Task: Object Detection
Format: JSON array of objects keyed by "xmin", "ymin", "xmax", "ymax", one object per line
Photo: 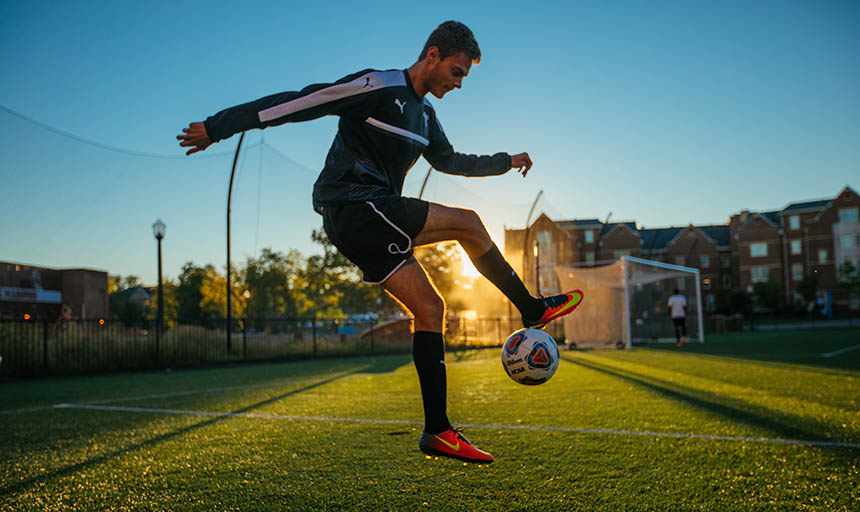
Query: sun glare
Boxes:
[{"xmin": 455, "ymin": 245, "xmax": 482, "ymax": 279}]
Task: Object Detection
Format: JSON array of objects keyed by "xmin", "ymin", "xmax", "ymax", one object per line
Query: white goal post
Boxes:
[{"xmin": 555, "ymin": 256, "xmax": 704, "ymax": 349}]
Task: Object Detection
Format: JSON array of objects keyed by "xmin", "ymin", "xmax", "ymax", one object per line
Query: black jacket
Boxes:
[{"xmin": 203, "ymin": 68, "xmax": 512, "ymax": 212}]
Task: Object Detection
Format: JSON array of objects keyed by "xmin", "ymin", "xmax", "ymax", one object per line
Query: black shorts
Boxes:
[
  {"xmin": 672, "ymin": 317, "xmax": 686, "ymax": 327},
  {"xmin": 321, "ymin": 197, "xmax": 429, "ymax": 284}
]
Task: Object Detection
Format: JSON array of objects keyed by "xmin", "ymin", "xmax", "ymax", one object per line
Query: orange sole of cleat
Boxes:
[{"xmin": 420, "ymin": 446, "xmax": 494, "ymax": 463}]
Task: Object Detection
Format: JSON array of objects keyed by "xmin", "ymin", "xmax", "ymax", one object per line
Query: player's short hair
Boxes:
[
  {"xmin": 673, "ymin": 288, "xmax": 680, "ymax": 295},
  {"xmin": 419, "ymin": 21, "xmax": 481, "ymax": 64}
]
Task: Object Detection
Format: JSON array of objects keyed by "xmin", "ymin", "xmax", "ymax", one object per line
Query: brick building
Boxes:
[
  {"xmin": 505, "ymin": 185, "xmax": 860, "ymax": 314},
  {"xmin": 0, "ymin": 261, "xmax": 109, "ymax": 320}
]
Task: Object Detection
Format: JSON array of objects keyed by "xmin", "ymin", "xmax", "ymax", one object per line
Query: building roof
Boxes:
[
  {"xmin": 781, "ymin": 199, "xmax": 830, "ymax": 214},
  {"xmin": 698, "ymin": 225, "xmax": 731, "ymax": 247},
  {"xmin": 556, "ymin": 219, "xmax": 603, "ymax": 229},
  {"xmin": 639, "ymin": 228, "xmax": 684, "ymax": 251}
]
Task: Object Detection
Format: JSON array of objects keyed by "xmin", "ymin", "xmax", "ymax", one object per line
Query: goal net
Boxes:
[{"xmin": 555, "ymin": 256, "xmax": 704, "ymax": 349}]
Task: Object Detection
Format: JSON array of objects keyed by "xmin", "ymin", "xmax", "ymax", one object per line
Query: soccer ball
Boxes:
[{"xmin": 501, "ymin": 328, "xmax": 559, "ymax": 385}]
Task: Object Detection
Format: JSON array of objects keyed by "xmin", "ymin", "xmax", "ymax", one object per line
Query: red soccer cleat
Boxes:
[
  {"xmin": 419, "ymin": 428, "xmax": 494, "ymax": 463},
  {"xmin": 524, "ymin": 289, "xmax": 584, "ymax": 329}
]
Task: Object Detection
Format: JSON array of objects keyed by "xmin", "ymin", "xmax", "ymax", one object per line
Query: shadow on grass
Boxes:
[
  {"xmin": 0, "ymin": 364, "xmax": 378, "ymax": 496},
  {"xmin": 561, "ymin": 355, "xmax": 859, "ymax": 457},
  {"xmin": 355, "ymin": 353, "xmax": 413, "ymax": 374},
  {"xmin": 641, "ymin": 328, "xmax": 860, "ymax": 371}
]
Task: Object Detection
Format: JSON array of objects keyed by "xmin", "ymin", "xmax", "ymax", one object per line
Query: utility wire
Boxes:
[
  {"xmin": 262, "ymin": 141, "xmax": 319, "ymax": 176},
  {"xmin": 0, "ymin": 103, "xmax": 245, "ymax": 160}
]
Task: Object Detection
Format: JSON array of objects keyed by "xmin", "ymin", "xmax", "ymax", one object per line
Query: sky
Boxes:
[{"xmin": 1, "ymin": 0, "xmax": 858, "ymax": 285}]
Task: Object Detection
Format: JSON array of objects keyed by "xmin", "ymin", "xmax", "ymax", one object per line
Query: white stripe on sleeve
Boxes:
[
  {"xmin": 258, "ymin": 70, "xmax": 406, "ymax": 123},
  {"xmin": 365, "ymin": 117, "xmax": 429, "ymax": 146}
]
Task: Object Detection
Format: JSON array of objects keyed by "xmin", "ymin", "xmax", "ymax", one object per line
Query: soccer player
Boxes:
[
  {"xmin": 668, "ymin": 288, "xmax": 687, "ymax": 346},
  {"xmin": 178, "ymin": 21, "xmax": 583, "ymax": 463}
]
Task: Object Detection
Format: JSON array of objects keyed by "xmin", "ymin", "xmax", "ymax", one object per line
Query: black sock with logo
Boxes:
[
  {"xmin": 412, "ymin": 331, "xmax": 450, "ymax": 434},
  {"xmin": 473, "ymin": 244, "xmax": 543, "ymax": 319}
]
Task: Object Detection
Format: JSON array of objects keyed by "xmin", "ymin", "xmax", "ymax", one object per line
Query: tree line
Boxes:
[{"xmin": 109, "ymin": 230, "xmax": 470, "ymax": 326}]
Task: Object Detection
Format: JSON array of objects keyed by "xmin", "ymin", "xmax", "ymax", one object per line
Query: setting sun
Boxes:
[{"xmin": 454, "ymin": 245, "xmax": 481, "ymax": 279}]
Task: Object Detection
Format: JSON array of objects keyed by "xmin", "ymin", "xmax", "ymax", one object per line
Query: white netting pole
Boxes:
[
  {"xmin": 695, "ymin": 268, "xmax": 704, "ymax": 343},
  {"xmin": 622, "ymin": 257, "xmax": 632, "ymax": 349}
]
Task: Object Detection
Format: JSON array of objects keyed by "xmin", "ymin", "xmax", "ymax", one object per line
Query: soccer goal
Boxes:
[{"xmin": 555, "ymin": 256, "xmax": 704, "ymax": 349}]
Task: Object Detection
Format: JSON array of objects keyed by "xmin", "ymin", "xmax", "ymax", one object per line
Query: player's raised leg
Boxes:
[
  {"xmin": 383, "ymin": 258, "xmax": 494, "ymax": 463},
  {"xmin": 414, "ymin": 203, "xmax": 583, "ymax": 328}
]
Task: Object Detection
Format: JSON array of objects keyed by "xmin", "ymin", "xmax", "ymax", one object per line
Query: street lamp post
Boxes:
[
  {"xmin": 534, "ymin": 241, "xmax": 540, "ymax": 296},
  {"xmin": 152, "ymin": 219, "xmax": 166, "ymax": 364}
]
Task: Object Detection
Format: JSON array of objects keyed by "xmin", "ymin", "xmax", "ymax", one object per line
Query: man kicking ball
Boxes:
[{"xmin": 178, "ymin": 21, "xmax": 583, "ymax": 463}]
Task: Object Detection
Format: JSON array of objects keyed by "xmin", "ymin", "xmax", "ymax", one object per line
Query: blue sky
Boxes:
[{"xmin": 1, "ymin": 0, "xmax": 858, "ymax": 285}]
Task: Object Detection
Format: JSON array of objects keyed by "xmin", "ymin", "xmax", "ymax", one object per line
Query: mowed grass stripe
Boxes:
[
  {"xmin": 572, "ymin": 352, "xmax": 857, "ymax": 420},
  {"xmin": 563, "ymin": 353, "xmax": 859, "ymax": 441},
  {"xmin": 54, "ymin": 403, "xmax": 860, "ymax": 449}
]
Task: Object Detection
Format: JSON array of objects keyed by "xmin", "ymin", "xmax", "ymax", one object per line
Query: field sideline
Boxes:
[{"xmin": 1, "ymin": 329, "xmax": 858, "ymax": 511}]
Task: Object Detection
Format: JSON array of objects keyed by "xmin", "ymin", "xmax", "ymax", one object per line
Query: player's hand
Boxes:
[
  {"xmin": 177, "ymin": 122, "xmax": 212, "ymax": 155},
  {"xmin": 510, "ymin": 152, "xmax": 533, "ymax": 177}
]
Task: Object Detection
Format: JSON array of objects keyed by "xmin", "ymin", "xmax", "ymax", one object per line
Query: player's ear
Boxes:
[{"xmin": 426, "ymin": 46, "xmax": 440, "ymax": 65}]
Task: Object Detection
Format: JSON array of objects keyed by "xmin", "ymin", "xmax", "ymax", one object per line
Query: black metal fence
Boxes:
[{"xmin": 0, "ymin": 316, "xmax": 535, "ymax": 379}]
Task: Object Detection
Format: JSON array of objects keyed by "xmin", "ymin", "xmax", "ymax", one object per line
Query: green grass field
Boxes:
[{"xmin": 2, "ymin": 328, "xmax": 858, "ymax": 511}]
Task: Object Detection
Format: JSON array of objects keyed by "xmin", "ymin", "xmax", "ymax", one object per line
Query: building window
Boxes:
[
  {"xmin": 751, "ymin": 266, "xmax": 769, "ymax": 283},
  {"xmin": 700, "ymin": 255, "xmax": 710, "ymax": 268},
  {"xmin": 676, "ymin": 277, "xmax": 686, "ymax": 291},
  {"xmin": 613, "ymin": 250, "xmax": 631, "ymax": 259},
  {"xmin": 850, "ymin": 294, "xmax": 860, "ymax": 311},
  {"xmin": 721, "ymin": 257, "xmax": 730, "ymax": 269},
  {"xmin": 750, "ymin": 242, "xmax": 768, "ymax": 257},
  {"xmin": 584, "ymin": 230, "xmax": 594, "ymax": 243},
  {"xmin": 839, "ymin": 207, "xmax": 859, "ymax": 224},
  {"xmin": 841, "ymin": 234, "xmax": 855, "ymax": 249},
  {"xmin": 675, "ymin": 256, "xmax": 685, "ymax": 266},
  {"xmin": 721, "ymin": 274, "xmax": 732, "ymax": 288},
  {"xmin": 585, "ymin": 253, "xmax": 595, "ymax": 263},
  {"xmin": 789, "ymin": 215, "xmax": 799, "ymax": 230},
  {"xmin": 789, "ymin": 240, "xmax": 801, "ymax": 255},
  {"xmin": 792, "ymin": 263, "xmax": 803, "ymax": 281},
  {"xmin": 818, "ymin": 249, "xmax": 827, "ymax": 264}
]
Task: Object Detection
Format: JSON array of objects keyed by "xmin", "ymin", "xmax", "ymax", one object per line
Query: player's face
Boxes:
[{"xmin": 428, "ymin": 51, "xmax": 471, "ymax": 99}]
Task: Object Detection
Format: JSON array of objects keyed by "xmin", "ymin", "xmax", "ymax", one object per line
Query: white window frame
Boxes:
[
  {"xmin": 750, "ymin": 242, "xmax": 768, "ymax": 258},
  {"xmin": 790, "ymin": 240, "xmax": 801, "ymax": 255},
  {"xmin": 838, "ymin": 207, "xmax": 859, "ymax": 224},
  {"xmin": 751, "ymin": 266, "xmax": 769, "ymax": 283},
  {"xmin": 841, "ymin": 234, "xmax": 855, "ymax": 249},
  {"xmin": 584, "ymin": 230, "xmax": 594, "ymax": 243},
  {"xmin": 789, "ymin": 215, "xmax": 800, "ymax": 230},
  {"xmin": 791, "ymin": 263, "xmax": 803, "ymax": 281}
]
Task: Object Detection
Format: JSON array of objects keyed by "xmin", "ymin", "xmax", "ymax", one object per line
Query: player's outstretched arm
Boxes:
[
  {"xmin": 510, "ymin": 152, "xmax": 533, "ymax": 177},
  {"xmin": 177, "ymin": 122, "xmax": 212, "ymax": 155}
]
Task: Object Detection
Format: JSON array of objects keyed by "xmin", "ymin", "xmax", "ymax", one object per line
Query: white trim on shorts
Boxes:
[{"xmin": 362, "ymin": 201, "xmax": 415, "ymax": 285}]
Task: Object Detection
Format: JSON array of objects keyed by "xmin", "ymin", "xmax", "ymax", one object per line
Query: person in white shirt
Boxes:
[{"xmin": 667, "ymin": 288, "xmax": 687, "ymax": 346}]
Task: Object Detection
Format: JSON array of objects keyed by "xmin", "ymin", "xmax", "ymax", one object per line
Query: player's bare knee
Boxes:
[{"xmin": 414, "ymin": 293, "xmax": 446, "ymax": 325}]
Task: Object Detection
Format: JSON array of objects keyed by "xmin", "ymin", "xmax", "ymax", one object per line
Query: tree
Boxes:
[
  {"xmin": 752, "ymin": 281, "xmax": 781, "ymax": 311},
  {"xmin": 243, "ymin": 248, "xmax": 304, "ymax": 318},
  {"xmin": 836, "ymin": 260, "xmax": 860, "ymax": 293},
  {"xmin": 108, "ymin": 274, "xmax": 149, "ymax": 326},
  {"xmin": 795, "ymin": 274, "xmax": 818, "ymax": 304},
  {"xmin": 413, "ymin": 242, "xmax": 468, "ymax": 311},
  {"xmin": 176, "ymin": 262, "xmax": 232, "ymax": 324}
]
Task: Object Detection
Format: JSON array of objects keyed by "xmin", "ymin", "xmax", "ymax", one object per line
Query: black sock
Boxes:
[
  {"xmin": 412, "ymin": 331, "xmax": 450, "ymax": 434},
  {"xmin": 473, "ymin": 244, "xmax": 542, "ymax": 319}
]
